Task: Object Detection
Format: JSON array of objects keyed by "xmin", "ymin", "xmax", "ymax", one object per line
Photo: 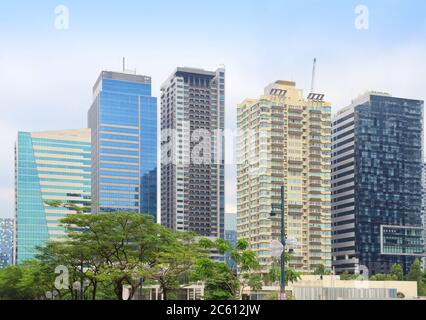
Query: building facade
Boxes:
[
  {"xmin": 225, "ymin": 213, "xmax": 237, "ymax": 271},
  {"xmin": 423, "ymin": 163, "xmax": 426, "ymax": 270},
  {"xmin": 160, "ymin": 67, "xmax": 225, "ymax": 238},
  {"xmin": 331, "ymin": 92, "xmax": 424, "ymax": 275},
  {"xmin": 14, "ymin": 129, "xmax": 91, "ymax": 264},
  {"xmin": 0, "ymin": 218, "xmax": 14, "ymax": 268},
  {"xmin": 237, "ymin": 81, "xmax": 332, "ymax": 273},
  {"xmin": 88, "ymin": 71, "xmax": 157, "ymax": 217}
]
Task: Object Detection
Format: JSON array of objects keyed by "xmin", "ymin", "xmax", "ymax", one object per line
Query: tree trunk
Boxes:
[
  {"xmin": 114, "ymin": 280, "xmax": 123, "ymax": 300},
  {"xmin": 92, "ymin": 282, "xmax": 97, "ymax": 300}
]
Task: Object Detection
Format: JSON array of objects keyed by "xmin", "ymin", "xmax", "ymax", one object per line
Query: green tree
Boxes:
[
  {"xmin": 285, "ymin": 269, "xmax": 302, "ymax": 284},
  {"xmin": 314, "ymin": 264, "xmax": 326, "ymax": 277},
  {"xmin": 407, "ymin": 259, "xmax": 422, "ymax": 282},
  {"xmin": 390, "ymin": 264, "xmax": 404, "ymax": 281},
  {"xmin": 192, "ymin": 258, "xmax": 236, "ymax": 300},
  {"xmin": 265, "ymin": 254, "xmax": 301, "ymax": 286},
  {"xmin": 16, "ymin": 260, "xmax": 57, "ymax": 300},
  {"xmin": 340, "ymin": 271, "xmax": 351, "ymax": 280},
  {"xmin": 147, "ymin": 233, "xmax": 202, "ymax": 300},
  {"xmin": 265, "ymin": 260, "xmax": 280, "ymax": 285},
  {"xmin": 60, "ymin": 212, "xmax": 181, "ymax": 300},
  {"xmin": 192, "ymin": 238, "xmax": 261, "ymax": 300},
  {"xmin": 37, "ymin": 240, "xmax": 105, "ymax": 300},
  {"xmin": 0, "ymin": 261, "xmax": 56, "ymax": 300},
  {"xmin": 0, "ymin": 210, "xmax": 210, "ymax": 301},
  {"xmin": 421, "ymin": 270, "xmax": 426, "ymax": 297},
  {"xmin": 0, "ymin": 266, "xmax": 25, "ymax": 300},
  {"xmin": 407, "ymin": 258, "xmax": 424, "ymax": 296}
]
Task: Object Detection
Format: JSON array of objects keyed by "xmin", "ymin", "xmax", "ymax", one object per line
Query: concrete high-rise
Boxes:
[
  {"xmin": 331, "ymin": 92, "xmax": 424, "ymax": 275},
  {"xmin": 160, "ymin": 67, "xmax": 225, "ymax": 238},
  {"xmin": 88, "ymin": 71, "xmax": 157, "ymax": 217},
  {"xmin": 237, "ymin": 81, "xmax": 332, "ymax": 273},
  {"xmin": 14, "ymin": 129, "xmax": 91, "ymax": 263}
]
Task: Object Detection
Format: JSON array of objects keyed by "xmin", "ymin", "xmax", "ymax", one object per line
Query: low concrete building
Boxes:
[
  {"xmin": 243, "ymin": 275, "xmax": 418, "ymax": 300},
  {"xmin": 124, "ymin": 283, "xmax": 205, "ymax": 301},
  {"xmin": 125, "ymin": 276, "xmax": 418, "ymax": 300}
]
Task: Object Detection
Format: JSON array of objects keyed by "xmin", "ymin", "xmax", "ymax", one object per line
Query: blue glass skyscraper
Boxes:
[
  {"xmin": 88, "ymin": 71, "xmax": 157, "ymax": 218},
  {"xmin": 332, "ymin": 92, "xmax": 424, "ymax": 275}
]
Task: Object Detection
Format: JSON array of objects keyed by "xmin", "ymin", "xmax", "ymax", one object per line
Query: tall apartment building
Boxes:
[
  {"xmin": 0, "ymin": 218, "xmax": 14, "ymax": 268},
  {"xmin": 331, "ymin": 92, "xmax": 424, "ymax": 275},
  {"xmin": 161, "ymin": 67, "xmax": 225, "ymax": 238},
  {"xmin": 14, "ymin": 129, "xmax": 91, "ymax": 263},
  {"xmin": 88, "ymin": 71, "xmax": 157, "ymax": 217},
  {"xmin": 237, "ymin": 81, "xmax": 332, "ymax": 273}
]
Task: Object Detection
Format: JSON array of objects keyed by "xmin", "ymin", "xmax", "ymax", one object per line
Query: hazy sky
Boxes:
[{"xmin": 1, "ymin": 0, "xmax": 426, "ymax": 218}]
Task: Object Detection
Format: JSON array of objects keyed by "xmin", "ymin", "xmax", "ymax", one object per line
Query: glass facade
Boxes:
[
  {"xmin": 88, "ymin": 71, "xmax": 157, "ymax": 218},
  {"xmin": 0, "ymin": 218, "xmax": 14, "ymax": 268},
  {"xmin": 381, "ymin": 226, "xmax": 424, "ymax": 256},
  {"xmin": 355, "ymin": 95, "xmax": 424, "ymax": 273},
  {"xmin": 423, "ymin": 163, "xmax": 426, "ymax": 270},
  {"xmin": 332, "ymin": 93, "xmax": 424, "ymax": 274},
  {"xmin": 225, "ymin": 213, "xmax": 237, "ymax": 271},
  {"xmin": 15, "ymin": 129, "xmax": 91, "ymax": 264}
]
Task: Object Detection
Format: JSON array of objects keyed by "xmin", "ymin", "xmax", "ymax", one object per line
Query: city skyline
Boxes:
[{"xmin": 2, "ymin": 1, "xmax": 426, "ymax": 218}]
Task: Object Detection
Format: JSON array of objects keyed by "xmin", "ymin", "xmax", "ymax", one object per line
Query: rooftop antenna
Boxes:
[
  {"xmin": 122, "ymin": 57, "xmax": 126, "ymax": 72},
  {"xmin": 310, "ymin": 58, "xmax": 317, "ymax": 93}
]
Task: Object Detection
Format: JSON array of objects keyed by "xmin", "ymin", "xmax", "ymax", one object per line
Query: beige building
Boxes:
[
  {"xmin": 236, "ymin": 81, "xmax": 332, "ymax": 273},
  {"xmin": 243, "ymin": 275, "xmax": 418, "ymax": 300}
]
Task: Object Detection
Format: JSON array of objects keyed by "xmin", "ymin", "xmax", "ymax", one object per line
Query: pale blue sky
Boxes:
[{"xmin": 1, "ymin": 0, "xmax": 426, "ymax": 217}]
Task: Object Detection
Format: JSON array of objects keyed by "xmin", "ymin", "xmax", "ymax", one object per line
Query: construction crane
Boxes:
[
  {"xmin": 308, "ymin": 58, "xmax": 324, "ymax": 101},
  {"xmin": 310, "ymin": 58, "xmax": 317, "ymax": 93}
]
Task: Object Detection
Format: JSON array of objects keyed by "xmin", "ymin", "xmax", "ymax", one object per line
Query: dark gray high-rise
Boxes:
[
  {"xmin": 332, "ymin": 92, "xmax": 424, "ymax": 275},
  {"xmin": 161, "ymin": 67, "xmax": 225, "ymax": 238}
]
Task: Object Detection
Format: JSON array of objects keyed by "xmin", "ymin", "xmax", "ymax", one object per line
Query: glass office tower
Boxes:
[
  {"xmin": 88, "ymin": 71, "xmax": 157, "ymax": 217},
  {"xmin": 14, "ymin": 129, "xmax": 91, "ymax": 264},
  {"xmin": 332, "ymin": 92, "xmax": 424, "ymax": 274}
]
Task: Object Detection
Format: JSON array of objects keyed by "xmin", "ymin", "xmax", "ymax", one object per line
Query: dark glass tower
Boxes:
[
  {"xmin": 332, "ymin": 92, "xmax": 424, "ymax": 274},
  {"xmin": 88, "ymin": 71, "xmax": 157, "ymax": 218}
]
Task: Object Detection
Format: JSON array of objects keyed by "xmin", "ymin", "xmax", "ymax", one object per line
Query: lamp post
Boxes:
[{"xmin": 270, "ymin": 186, "xmax": 286, "ymax": 299}]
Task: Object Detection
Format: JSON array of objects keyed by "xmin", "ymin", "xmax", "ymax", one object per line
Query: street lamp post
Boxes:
[{"xmin": 270, "ymin": 186, "xmax": 286, "ymax": 299}]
